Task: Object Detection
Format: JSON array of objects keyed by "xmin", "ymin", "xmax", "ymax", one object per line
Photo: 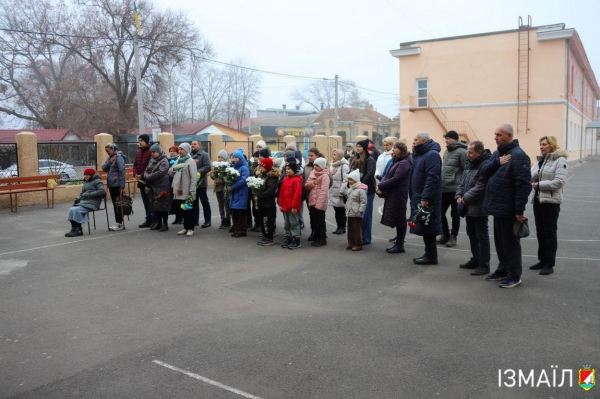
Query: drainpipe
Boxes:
[{"xmin": 565, "ymin": 39, "xmax": 570, "ymax": 152}]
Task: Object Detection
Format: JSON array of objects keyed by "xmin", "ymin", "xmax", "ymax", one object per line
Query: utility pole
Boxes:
[
  {"xmin": 334, "ymin": 75, "xmax": 339, "ymax": 139},
  {"xmin": 134, "ymin": 33, "xmax": 146, "ymax": 141}
]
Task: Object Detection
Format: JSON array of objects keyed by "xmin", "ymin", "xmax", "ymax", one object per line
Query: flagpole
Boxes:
[{"xmin": 133, "ymin": 2, "xmax": 146, "ymax": 140}]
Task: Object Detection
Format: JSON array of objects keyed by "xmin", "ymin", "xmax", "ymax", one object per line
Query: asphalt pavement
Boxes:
[{"xmin": 0, "ymin": 158, "xmax": 599, "ymax": 399}]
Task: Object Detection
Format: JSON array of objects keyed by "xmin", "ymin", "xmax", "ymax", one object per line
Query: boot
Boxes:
[
  {"xmin": 529, "ymin": 261, "xmax": 545, "ymax": 270},
  {"xmin": 281, "ymin": 237, "xmax": 292, "ymax": 248},
  {"xmin": 219, "ymin": 219, "xmax": 226, "ymax": 229},
  {"xmin": 386, "ymin": 244, "xmax": 405, "ymax": 253},
  {"xmin": 139, "ymin": 219, "xmax": 152, "ymax": 228},
  {"xmin": 66, "ymin": 223, "xmax": 83, "ymax": 237},
  {"xmin": 150, "ymin": 223, "xmax": 161, "ymax": 230},
  {"xmin": 337, "ymin": 227, "xmax": 346, "ymax": 235},
  {"xmin": 307, "ymin": 231, "xmax": 314, "ymax": 241},
  {"xmin": 446, "ymin": 235, "xmax": 457, "ymax": 247},
  {"xmin": 332, "ymin": 227, "xmax": 340, "ymax": 234},
  {"xmin": 65, "ymin": 220, "xmax": 76, "ymax": 237},
  {"xmin": 539, "ymin": 266, "xmax": 554, "ymax": 275},
  {"xmin": 436, "ymin": 235, "xmax": 449, "ymax": 245}
]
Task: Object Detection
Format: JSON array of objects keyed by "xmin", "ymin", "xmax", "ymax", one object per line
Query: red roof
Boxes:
[{"xmin": 0, "ymin": 129, "xmax": 79, "ymax": 143}]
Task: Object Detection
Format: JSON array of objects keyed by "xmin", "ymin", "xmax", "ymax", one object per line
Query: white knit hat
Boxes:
[
  {"xmin": 348, "ymin": 169, "xmax": 361, "ymax": 183},
  {"xmin": 313, "ymin": 157, "xmax": 327, "ymax": 169},
  {"xmin": 256, "ymin": 140, "xmax": 266, "ymax": 149}
]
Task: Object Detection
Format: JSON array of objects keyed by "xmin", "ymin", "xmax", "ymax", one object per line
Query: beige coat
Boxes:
[
  {"xmin": 530, "ymin": 150, "xmax": 568, "ymax": 204},
  {"xmin": 169, "ymin": 158, "xmax": 198, "ymax": 200}
]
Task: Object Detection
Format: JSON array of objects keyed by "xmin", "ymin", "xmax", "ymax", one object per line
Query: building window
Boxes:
[
  {"xmin": 416, "ymin": 78, "xmax": 428, "ymax": 107},
  {"xmin": 363, "ymin": 131, "xmax": 369, "ymax": 137}
]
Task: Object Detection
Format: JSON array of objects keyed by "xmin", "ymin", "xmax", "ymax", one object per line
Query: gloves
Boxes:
[
  {"xmin": 73, "ymin": 197, "xmax": 80, "ymax": 205},
  {"xmin": 172, "ymin": 163, "xmax": 185, "ymax": 171},
  {"xmin": 357, "ymin": 212, "xmax": 363, "ymax": 218}
]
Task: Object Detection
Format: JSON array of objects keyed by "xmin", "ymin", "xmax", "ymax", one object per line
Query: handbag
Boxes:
[
  {"xmin": 116, "ymin": 195, "xmax": 133, "ymax": 216},
  {"xmin": 513, "ymin": 218, "xmax": 530, "ymax": 238}
]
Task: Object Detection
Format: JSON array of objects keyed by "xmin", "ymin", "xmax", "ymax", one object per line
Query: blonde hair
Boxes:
[
  {"xmin": 383, "ymin": 137, "xmax": 396, "ymax": 146},
  {"xmin": 540, "ymin": 136, "xmax": 560, "ymax": 152},
  {"xmin": 332, "ymin": 149, "xmax": 344, "ymax": 159}
]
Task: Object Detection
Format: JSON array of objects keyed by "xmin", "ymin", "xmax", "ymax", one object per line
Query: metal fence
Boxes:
[
  {"xmin": 0, "ymin": 143, "xmax": 18, "ymax": 177},
  {"xmin": 37, "ymin": 142, "xmax": 97, "ymax": 182},
  {"xmin": 112, "ymin": 142, "xmax": 139, "ymax": 165},
  {"xmin": 222, "ymin": 141, "xmax": 253, "ymax": 160},
  {"xmin": 174, "ymin": 141, "xmax": 211, "ymax": 159}
]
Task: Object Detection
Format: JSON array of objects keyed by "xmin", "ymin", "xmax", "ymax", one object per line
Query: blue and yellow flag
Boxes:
[{"xmin": 133, "ymin": 1, "xmax": 141, "ymax": 35}]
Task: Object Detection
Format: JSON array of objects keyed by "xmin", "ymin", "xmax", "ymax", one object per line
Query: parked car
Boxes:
[
  {"xmin": 0, "ymin": 160, "xmax": 77, "ymax": 182},
  {"xmin": 272, "ymin": 151, "xmax": 306, "ymax": 168}
]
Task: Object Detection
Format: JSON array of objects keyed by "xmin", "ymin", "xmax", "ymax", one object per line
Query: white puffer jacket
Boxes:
[{"xmin": 530, "ymin": 150, "xmax": 568, "ymax": 204}]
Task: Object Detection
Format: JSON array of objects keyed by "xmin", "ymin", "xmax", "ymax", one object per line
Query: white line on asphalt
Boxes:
[
  {"xmin": 378, "ymin": 205, "xmax": 383, "ymax": 215},
  {"xmin": 0, "ymin": 230, "xmax": 139, "ymax": 257},
  {"xmin": 567, "ymin": 174, "xmax": 575, "ymax": 182},
  {"xmin": 325, "ymin": 220, "xmax": 600, "ymax": 262},
  {"xmin": 560, "ymin": 198, "xmax": 600, "ymax": 204},
  {"xmin": 564, "ymin": 194, "xmax": 600, "ymax": 199},
  {"xmin": 152, "ymin": 360, "xmax": 263, "ymax": 399}
]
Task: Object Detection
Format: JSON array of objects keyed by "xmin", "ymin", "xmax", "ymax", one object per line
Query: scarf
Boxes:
[
  {"xmin": 351, "ymin": 181, "xmax": 361, "ymax": 189},
  {"xmin": 177, "ymin": 154, "xmax": 190, "ymax": 164}
]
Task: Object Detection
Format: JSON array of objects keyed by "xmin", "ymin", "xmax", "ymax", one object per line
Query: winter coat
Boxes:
[
  {"xmin": 531, "ymin": 150, "xmax": 568, "ymax": 205},
  {"xmin": 191, "ymin": 150, "xmax": 211, "ymax": 189},
  {"xmin": 409, "ymin": 139, "xmax": 443, "ymax": 237},
  {"xmin": 442, "ymin": 141, "xmax": 468, "ymax": 193},
  {"xmin": 144, "ymin": 154, "xmax": 171, "ymax": 212},
  {"xmin": 169, "ymin": 157, "xmax": 197, "ymax": 201},
  {"xmin": 76, "ymin": 174, "xmax": 106, "ymax": 211},
  {"xmin": 350, "ymin": 154, "xmax": 376, "ymax": 194},
  {"xmin": 345, "ymin": 183, "xmax": 367, "ymax": 217},
  {"xmin": 101, "ymin": 150, "xmax": 125, "ymax": 189},
  {"xmin": 305, "ymin": 167, "xmax": 331, "ymax": 211},
  {"xmin": 278, "ymin": 174, "xmax": 303, "ymax": 212},
  {"xmin": 481, "ymin": 139, "xmax": 532, "ymax": 218},
  {"xmin": 256, "ymin": 168, "xmax": 281, "ymax": 209},
  {"xmin": 228, "ymin": 157, "xmax": 249, "ymax": 210},
  {"xmin": 455, "ymin": 150, "xmax": 492, "ymax": 217},
  {"xmin": 329, "ymin": 158, "xmax": 349, "ymax": 208},
  {"xmin": 210, "ymin": 174, "xmax": 225, "ymax": 193},
  {"xmin": 133, "ymin": 146, "xmax": 152, "ymax": 189},
  {"xmin": 378, "ymin": 154, "xmax": 413, "ymax": 228},
  {"xmin": 376, "ymin": 149, "xmax": 393, "ymax": 179}
]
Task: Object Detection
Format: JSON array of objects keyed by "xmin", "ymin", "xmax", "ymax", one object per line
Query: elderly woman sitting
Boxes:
[{"xmin": 65, "ymin": 168, "xmax": 106, "ymax": 237}]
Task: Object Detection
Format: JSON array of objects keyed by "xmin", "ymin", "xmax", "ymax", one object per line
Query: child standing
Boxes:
[
  {"xmin": 345, "ymin": 170, "xmax": 367, "ymax": 251},
  {"xmin": 278, "ymin": 161, "xmax": 303, "ymax": 250},
  {"xmin": 255, "ymin": 158, "xmax": 280, "ymax": 246},
  {"xmin": 211, "ymin": 149, "xmax": 231, "ymax": 229},
  {"xmin": 305, "ymin": 157, "xmax": 331, "ymax": 247}
]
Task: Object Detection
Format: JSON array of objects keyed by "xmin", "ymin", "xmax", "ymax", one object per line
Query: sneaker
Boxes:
[
  {"xmin": 110, "ymin": 223, "xmax": 124, "ymax": 231},
  {"xmin": 499, "ymin": 279, "xmax": 522, "ymax": 288},
  {"xmin": 288, "ymin": 237, "xmax": 301, "ymax": 250},
  {"xmin": 470, "ymin": 266, "xmax": 490, "ymax": 276},
  {"xmin": 177, "ymin": 229, "xmax": 188, "ymax": 235},
  {"xmin": 446, "ymin": 235, "xmax": 457, "ymax": 247},
  {"xmin": 459, "ymin": 259, "xmax": 479, "ymax": 269},
  {"xmin": 257, "ymin": 238, "xmax": 270, "ymax": 245},
  {"xmin": 186, "ymin": 230, "xmax": 194, "ymax": 237},
  {"xmin": 260, "ymin": 240, "xmax": 274, "ymax": 246},
  {"xmin": 158, "ymin": 225, "xmax": 169, "ymax": 232},
  {"xmin": 485, "ymin": 271, "xmax": 508, "ymax": 281},
  {"xmin": 281, "ymin": 237, "xmax": 292, "ymax": 248},
  {"xmin": 436, "ymin": 235, "xmax": 449, "ymax": 245}
]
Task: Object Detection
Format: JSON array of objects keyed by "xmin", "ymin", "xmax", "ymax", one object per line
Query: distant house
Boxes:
[
  {"xmin": 390, "ymin": 21, "xmax": 600, "ymax": 159},
  {"xmin": 0, "ymin": 129, "xmax": 82, "ymax": 143},
  {"xmin": 256, "ymin": 105, "xmax": 316, "ymax": 118}
]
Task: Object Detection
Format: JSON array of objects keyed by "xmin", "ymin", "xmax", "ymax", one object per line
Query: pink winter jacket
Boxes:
[{"xmin": 305, "ymin": 167, "xmax": 330, "ymax": 211}]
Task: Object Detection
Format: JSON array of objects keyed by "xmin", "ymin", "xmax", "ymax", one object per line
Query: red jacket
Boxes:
[
  {"xmin": 277, "ymin": 175, "xmax": 303, "ymax": 212},
  {"xmin": 133, "ymin": 146, "xmax": 152, "ymax": 176}
]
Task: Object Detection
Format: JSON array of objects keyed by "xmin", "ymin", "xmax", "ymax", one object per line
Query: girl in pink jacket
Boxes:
[{"xmin": 305, "ymin": 157, "xmax": 330, "ymax": 247}]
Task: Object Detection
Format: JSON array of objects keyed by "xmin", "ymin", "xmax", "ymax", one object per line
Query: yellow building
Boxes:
[{"xmin": 390, "ymin": 21, "xmax": 600, "ymax": 161}]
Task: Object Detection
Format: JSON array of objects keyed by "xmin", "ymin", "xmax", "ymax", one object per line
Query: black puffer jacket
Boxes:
[
  {"xmin": 481, "ymin": 140, "xmax": 532, "ymax": 218},
  {"xmin": 455, "ymin": 149, "xmax": 491, "ymax": 217},
  {"xmin": 350, "ymin": 155, "xmax": 376, "ymax": 195},
  {"xmin": 257, "ymin": 168, "xmax": 281, "ymax": 208}
]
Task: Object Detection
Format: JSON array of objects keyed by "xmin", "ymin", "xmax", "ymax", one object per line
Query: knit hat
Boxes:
[
  {"xmin": 168, "ymin": 145, "xmax": 179, "ymax": 153},
  {"xmin": 232, "ymin": 148, "xmax": 245, "ymax": 160},
  {"xmin": 285, "ymin": 156, "xmax": 297, "ymax": 165},
  {"xmin": 150, "ymin": 143, "xmax": 162, "ymax": 153},
  {"xmin": 284, "ymin": 150, "xmax": 295, "ymax": 158},
  {"xmin": 445, "ymin": 130, "xmax": 459, "ymax": 141},
  {"xmin": 138, "ymin": 134, "xmax": 150, "ymax": 145},
  {"xmin": 313, "ymin": 157, "xmax": 327, "ymax": 169},
  {"xmin": 348, "ymin": 169, "xmax": 361, "ymax": 183},
  {"xmin": 258, "ymin": 148, "xmax": 270, "ymax": 159},
  {"xmin": 356, "ymin": 140, "xmax": 369, "ymax": 151},
  {"xmin": 179, "ymin": 142, "xmax": 191, "ymax": 155},
  {"xmin": 286, "ymin": 161, "xmax": 298, "ymax": 173},
  {"xmin": 260, "ymin": 158, "xmax": 273, "ymax": 171},
  {"xmin": 218, "ymin": 149, "xmax": 229, "ymax": 159},
  {"xmin": 84, "ymin": 168, "xmax": 96, "ymax": 176},
  {"xmin": 285, "ymin": 141, "xmax": 297, "ymax": 151},
  {"xmin": 256, "ymin": 140, "xmax": 266, "ymax": 149},
  {"xmin": 346, "ymin": 142, "xmax": 353, "ymax": 148}
]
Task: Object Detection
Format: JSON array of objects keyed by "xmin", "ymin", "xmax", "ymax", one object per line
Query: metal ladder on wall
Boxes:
[{"xmin": 517, "ymin": 15, "xmax": 532, "ymax": 135}]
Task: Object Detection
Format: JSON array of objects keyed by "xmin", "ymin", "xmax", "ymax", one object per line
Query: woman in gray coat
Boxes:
[
  {"xmin": 169, "ymin": 143, "xmax": 198, "ymax": 237},
  {"xmin": 530, "ymin": 136, "xmax": 568, "ymax": 275},
  {"xmin": 329, "ymin": 149, "xmax": 349, "ymax": 234},
  {"xmin": 65, "ymin": 168, "xmax": 106, "ymax": 237},
  {"xmin": 144, "ymin": 144, "xmax": 172, "ymax": 232}
]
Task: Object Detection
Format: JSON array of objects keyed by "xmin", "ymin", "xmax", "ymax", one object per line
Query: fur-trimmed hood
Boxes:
[
  {"xmin": 265, "ymin": 168, "xmax": 281, "ymax": 179},
  {"xmin": 536, "ymin": 149, "xmax": 568, "ymax": 162}
]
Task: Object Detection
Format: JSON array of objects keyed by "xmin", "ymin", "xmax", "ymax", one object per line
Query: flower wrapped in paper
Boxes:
[{"xmin": 246, "ymin": 176, "xmax": 264, "ymax": 210}]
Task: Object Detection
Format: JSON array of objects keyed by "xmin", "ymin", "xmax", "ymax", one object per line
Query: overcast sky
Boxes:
[{"xmin": 156, "ymin": 0, "xmax": 599, "ymax": 119}]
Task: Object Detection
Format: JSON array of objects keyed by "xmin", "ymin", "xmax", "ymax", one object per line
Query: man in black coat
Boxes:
[
  {"xmin": 480, "ymin": 124, "xmax": 531, "ymax": 288},
  {"xmin": 455, "ymin": 141, "xmax": 492, "ymax": 275}
]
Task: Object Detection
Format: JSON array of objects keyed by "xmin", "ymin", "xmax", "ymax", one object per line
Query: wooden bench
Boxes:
[
  {"xmin": 96, "ymin": 167, "xmax": 138, "ymax": 196},
  {"xmin": 0, "ymin": 174, "xmax": 60, "ymax": 212}
]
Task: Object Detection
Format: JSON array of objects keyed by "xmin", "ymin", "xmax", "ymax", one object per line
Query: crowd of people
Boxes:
[{"xmin": 65, "ymin": 123, "xmax": 569, "ymax": 289}]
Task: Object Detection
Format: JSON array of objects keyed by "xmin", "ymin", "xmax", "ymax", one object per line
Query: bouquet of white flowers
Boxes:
[
  {"xmin": 222, "ymin": 166, "xmax": 240, "ymax": 201},
  {"xmin": 246, "ymin": 176, "xmax": 264, "ymax": 209},
  {"xmin": 211, "ymin": 161, "xmax": 230, "ymax": 181}
]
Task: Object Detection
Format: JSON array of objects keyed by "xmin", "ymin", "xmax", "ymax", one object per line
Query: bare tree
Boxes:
[
  {"xmin": 291, "ymin": 79, "xmax": 369, "ymax": 111},
  {"xmin": 194, "ymin": 64, "xmax": 228, "ymax": 122},
  {"xmin": 220, "ymin": 59, "xmax": 261, "ymax": 128}
]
